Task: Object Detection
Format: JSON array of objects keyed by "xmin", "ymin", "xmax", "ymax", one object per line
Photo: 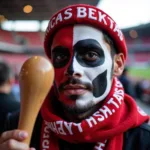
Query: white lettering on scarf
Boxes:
[
  {"xmin": 94, "ymin": 140, "xmax": 107, "ymax": 150},
  {"xmin": 137, "ymin": 106, "xmax": 147, "ymax": 116},
  {"xmin": 46, "ymin": 7, "xmax": 123, "ymax": 41},
  {"xmin": 86, "ymin": 80, "xmax": 124, "ymax": 128},
  {"xmin": 45, "ymin": 121, "xmax": 83, "ymax": 135},
  {"xmin": 42, "ymin": 121, "xmax": 50, "ymax": 150}
]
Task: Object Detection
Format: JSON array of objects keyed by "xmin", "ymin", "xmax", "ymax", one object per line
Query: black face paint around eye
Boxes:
[
  {"xmin": 52, "ymin": 46, "xmax": 70, "ymax": 68},
  {"xmin": 92, "ymin": 70, "xmax": 107, "ymax": 97},
  {"xmin": 74, "ymin": 39, "xmax": 105, "ymax": 67}
]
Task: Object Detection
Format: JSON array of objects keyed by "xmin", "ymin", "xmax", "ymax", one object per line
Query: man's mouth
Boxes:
[{"xmin": 63, "ymin": 84, "xmax": 88, "ymax": 96}]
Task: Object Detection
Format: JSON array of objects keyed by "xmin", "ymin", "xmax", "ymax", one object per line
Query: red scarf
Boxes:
[{"xmin": 40, "ymin": 78, "xmax": 149, "ymax": 150}]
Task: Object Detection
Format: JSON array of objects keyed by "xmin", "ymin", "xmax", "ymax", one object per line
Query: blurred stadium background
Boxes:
[{"xmin": 0, "ymin": 0, "xmax": 150, "ymax": 111}]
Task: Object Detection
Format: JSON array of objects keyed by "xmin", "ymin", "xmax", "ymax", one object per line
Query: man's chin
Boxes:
[
  {"xmin": 57, "ymin": 93, "xmax": 97, "ymax": 119},
  {"xmin": 64, "ymin": 105, "xmax": 97, "ymax": 121},
  {"xmin": 60, "ymin": 100, "xmax": 96, "ymax": 117}
]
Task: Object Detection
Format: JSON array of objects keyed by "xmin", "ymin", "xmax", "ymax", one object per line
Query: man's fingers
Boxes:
[
  {"xmin": 30, "ymin": 148, "xmax": 36, "ymax": 150},
  {"xmin": 0, "ymin": 139, "xmax": 29, "ymax": 150},
  {"xmin": 0, "ymin": 130, "xmax": 28, "ymax": 143}
]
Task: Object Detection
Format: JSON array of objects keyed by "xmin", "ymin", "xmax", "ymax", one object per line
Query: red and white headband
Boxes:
[{"xmin": 44, "ymin": 4, "xmax": 127, "ymax": 60}]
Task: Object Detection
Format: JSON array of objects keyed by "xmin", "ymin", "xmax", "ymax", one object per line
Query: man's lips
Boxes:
[{"xmin": 63, "ymin": 84, "xmax": 88, "ymax": 95}]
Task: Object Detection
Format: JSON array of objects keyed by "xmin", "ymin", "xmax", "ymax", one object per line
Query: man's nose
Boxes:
[{"xmin": 64, "ymin": 60, "xmax": 82, "ymax": 78}]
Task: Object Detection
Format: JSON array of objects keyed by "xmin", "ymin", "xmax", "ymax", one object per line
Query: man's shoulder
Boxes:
[
  {"xmin": 140, "ymin": 122, "xmax": 150, "ymax": 131},
  {"xmin": 123, "ymin": 122, "xmax": 150, "ymax": 150},
  {"xmin": 125, "ymin": 122, "xmax": 150, "ymax": 137}
]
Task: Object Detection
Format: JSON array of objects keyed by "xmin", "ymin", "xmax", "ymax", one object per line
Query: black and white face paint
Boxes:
[{"xmin": 51, "ymin": 25, "xmax": 113, "ymax": 112}]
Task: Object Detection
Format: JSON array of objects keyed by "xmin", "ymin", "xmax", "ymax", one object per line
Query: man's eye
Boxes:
[
  {"xmin": 55, "ymin": 54, "xmax": 68, "ymax": 63},
  {"xmin": 82, "ymin": 51, "xmax": 99, "ymax": 61}
]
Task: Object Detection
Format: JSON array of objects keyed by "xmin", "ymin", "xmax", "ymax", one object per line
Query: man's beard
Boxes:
[
  {"xmin": 56, "ymin": 97, "xmax": 104, "ymax": 122},
  {"xmin": 55, "ymin": 78, "xmax": 95, "ymax": 116},
  {"xmin": 60, "ymin": 99, "xmax": 95, "ymax": 115}
]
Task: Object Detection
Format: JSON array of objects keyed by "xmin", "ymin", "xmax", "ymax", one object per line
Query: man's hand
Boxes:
[{"xmin": 0, "ymin": 130, "xmax": 35, "ymax": 150}]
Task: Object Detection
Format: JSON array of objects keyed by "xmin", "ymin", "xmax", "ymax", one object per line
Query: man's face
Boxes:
[{"xmin": 51, "ymin": 25, "xmax": 113, "ymax": 114}]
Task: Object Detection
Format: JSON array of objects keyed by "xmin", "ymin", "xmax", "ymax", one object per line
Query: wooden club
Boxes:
[{"xmin": 18, "ymin": 56, "xmax": 54, "ymax": 145}]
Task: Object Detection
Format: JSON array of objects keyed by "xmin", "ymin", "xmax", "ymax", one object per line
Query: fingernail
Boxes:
[
  {"xmin": 30, "ymin": 148, "xmax": 36, "ymax": 150},
  {"xmin": 19, "ymin": 131, "xmax": 28, "ymax": 139}
]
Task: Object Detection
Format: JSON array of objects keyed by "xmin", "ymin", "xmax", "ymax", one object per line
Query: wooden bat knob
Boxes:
[{"xmin": 18, "ymin": 56, "xmax": 54, "ymax": 145}]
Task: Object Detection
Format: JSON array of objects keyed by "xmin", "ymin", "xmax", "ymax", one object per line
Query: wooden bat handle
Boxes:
[{"xmin": 18, "ymin": 56, "xmax": 54, "ymax": 145}]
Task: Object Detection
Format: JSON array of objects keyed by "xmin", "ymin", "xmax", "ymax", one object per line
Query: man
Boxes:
[
  {"xmin": 0, "ymin": 4, "xmax": 150, "ymax": 150},
  {"xmin": 0, "ymin": 61, "xmax": 20, "ymax": 133}
]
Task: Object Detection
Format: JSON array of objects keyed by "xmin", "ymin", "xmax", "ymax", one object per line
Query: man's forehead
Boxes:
[{"xmin": 51, "ymin": 25, "xmax": 104, "ymax": 49}]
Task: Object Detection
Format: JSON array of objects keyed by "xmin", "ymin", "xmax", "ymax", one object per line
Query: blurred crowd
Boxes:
[
  {"xmin": 119, "ymin": 67, "xmax": 150, "ymax": 103},
  {"xmin": 0, "ymin": 60, "xmax": 20, "ymax": 133},
  {"xmin": 135, "ymin": 79, "xmax": 150, "ymax": 103}
]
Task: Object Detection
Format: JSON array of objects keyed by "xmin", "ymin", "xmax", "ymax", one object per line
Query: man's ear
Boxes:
[{"xmin": 113, "ymin": 53, "xmax": 125, "ymax": 77}]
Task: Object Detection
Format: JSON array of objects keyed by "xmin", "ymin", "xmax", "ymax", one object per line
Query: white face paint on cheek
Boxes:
[
  {"xmin": 92, "ymin": 47, "xmax": 113, "ymax": 104},
  {"xmin": 75, "ymin": 50, "xmax": 113, "ymax": 107},
  {"xmin": 73, "ymin": 25, "xmax": 113, "ymax": 107}
]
